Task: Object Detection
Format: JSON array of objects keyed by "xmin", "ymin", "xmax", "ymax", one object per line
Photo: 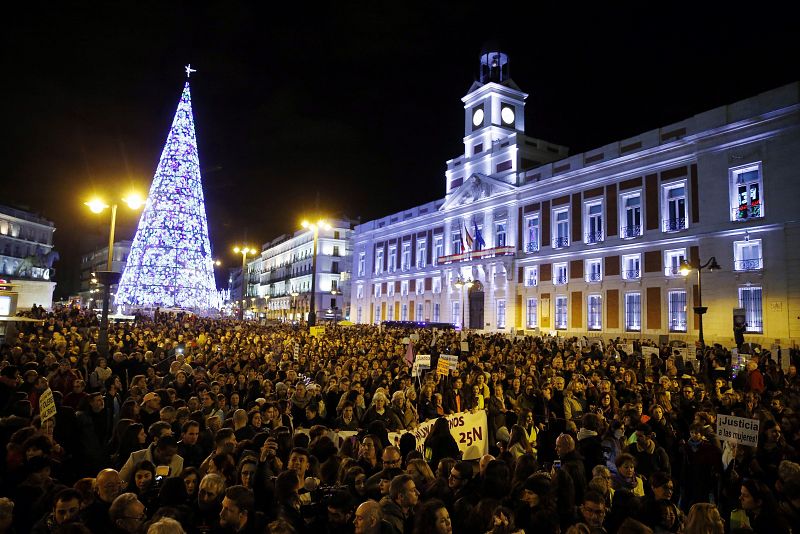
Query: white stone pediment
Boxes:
[{"xmin": 440, "ymin": 173, "xmax": 517, "ymax": 211}]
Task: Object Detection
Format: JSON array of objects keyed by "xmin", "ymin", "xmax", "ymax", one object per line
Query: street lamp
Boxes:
[
  {"xmin": 290, "ymin": 291, "xmax": 299, "ymax": 322},
  {"xmin": 331, "ymin": 288, "xmax": 341, "ymax": 323},
  {"xmin": 453, "ymin": 275, "xmax": 474, "ymax": 329},
  {"xmin": 301, "ymin": 219, "xmax": 331, "ymax": 327},
  {"xmin": 234, "ymin": 246, "xmax": 255, "ymax": 321},
  {"xmin": 680, "ymin": 255, "xmax": 721, "ymax": 351},
  {"xmin": 84, "ymin": 193, "xmax": 143, "ymax": 357}
]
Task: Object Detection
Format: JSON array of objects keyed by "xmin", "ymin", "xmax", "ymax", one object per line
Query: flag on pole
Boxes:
[
  {"xmin": 473, "ymin": 220, "xmax": 485, "ymax": 250},
  {"xmin": 405, "ymin": 340, "xmax": 415, "ymax": 368},
  {"xmin": 462, "ymin": 223, "xmax": 474, "ymax": 252}
]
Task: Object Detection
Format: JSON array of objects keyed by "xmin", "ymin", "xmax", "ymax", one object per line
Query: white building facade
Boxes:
[
  {"xmin": 352, "ymin": 50, "xmax": 800, "ymax": 347},
  {"xmin": 78, "ymin": 240, "xmax": 132, "ymax": 307},
  {"xmin": 248, "ymin": 219, "xmax": 355, "ymax": 322}
]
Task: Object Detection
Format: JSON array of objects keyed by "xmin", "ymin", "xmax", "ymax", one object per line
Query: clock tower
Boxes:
[{"xmin": 445, "ymin": 47, "xmax": 568, "ymax": 193}]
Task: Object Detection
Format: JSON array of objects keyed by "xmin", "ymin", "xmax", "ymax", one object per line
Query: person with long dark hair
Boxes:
[
  {"xmin": 413, "ymin": 498, "xmax": 452, "ymax": 534},
  {"xmin": 113, "ymin": 423, "xmax": 146, "ymax": 470},
  {"xmin": 738, "ymin": 478, "xmax": 790, "ymax": 533},
  {"xmin": 423, "ymin": 417, "xmax": 460, "ymax": 470}
]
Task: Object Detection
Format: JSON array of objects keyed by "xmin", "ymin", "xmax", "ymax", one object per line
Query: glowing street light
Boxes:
[
  {"xmin": 84, "ymin": 192, "xmax": 143, "ymax": 357},
  {"xmin": 300, "ymin": 219, "xmax": 330, "ymax": 327},
  {"xmin": 233, "ymin": 246, "xmax": 255, "ymax": 321},
  {"xmin": 680, "ymin": 256, "xmax": 721, "ymax": 352}
]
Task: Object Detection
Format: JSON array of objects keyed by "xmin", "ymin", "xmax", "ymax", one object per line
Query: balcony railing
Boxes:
[
  {"xmin": 733, "ymin": 204, "xmax": 763, "ymax": 221},
  {"xmin": 526, "ymin": 241, "xmax": 539, "ymax": 253},
  {"xmin": 554, "ymin": 275, "xmax": 568, "ymax": 285},
  {"xmin": 526, "ymin": 278, "xmax": 538, "ymax": 287},
  {"xmin": 663, "ymin": 217, "xmax": 687, "ymax": 232},
  {"xmin": 586, "ymin": 272, "xmax": 602, "ymax": 283},
  {"xmin": 623, "ymin": 269, "xmax": 641, "ymax": 280},
  {"xmin": 621, "ymin": 225, "xmax": 641, "ymax": 238},
  {"xmin": 669, "ymin": 319, "xmax": 687, "ymax": 332},
  {"xmin": 735, "ymin": 258, "xmax": 763, "ymax": 271},
  {"xmin": 553, "ymin": 236, "xmax": 570, "ymax": 249},
  {"xmin": 665, "ymin": 265, "xmax": 682, "ymax": 276},
  {"xmin": 437, "ymin": 245, "xmax": 515, "ymax": 264},
  {"xmin": 585, "ymin": 231, "xmax": 603, "ymax": 244}
]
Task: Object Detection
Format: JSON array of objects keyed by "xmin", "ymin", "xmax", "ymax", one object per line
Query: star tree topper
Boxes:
[{"xmin": 185, "ymin": 64, "xmax": 197, "ymax": 78}]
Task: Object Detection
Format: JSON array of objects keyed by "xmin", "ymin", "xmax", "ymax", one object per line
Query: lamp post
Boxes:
[
  {"xmin": 453, "ymin": 275, "xmax": 474, "ymax": 329},
  {"xmin": 331, "ymin": 288, "xmax": 341, "ymax": 323},
  {"xmin": 85, "ymin": 194, "xmax": 143, "ymax": 357},
  {"xmin": 301, "ymin": 219, "xmax": 331, "ymax": 327},
  {"xmin": 233, "ymin": 246, "xmax": 255, "ymax": 321},
  {"xmin": 290, "ymin": 291, "xmax": 299, "ymax": 322},
  {"xmin": 680, "ymin": 256, "xmax": 721, "ymax": 352}
]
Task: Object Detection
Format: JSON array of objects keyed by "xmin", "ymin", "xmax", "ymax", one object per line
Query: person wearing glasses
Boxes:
[
  {"xmin": 108, "ymin": 493, "xmax": 146, "ymax": 534},
  {"xmin": 578, "ymin": 490, "xmax": 608, "ymax": 534}
]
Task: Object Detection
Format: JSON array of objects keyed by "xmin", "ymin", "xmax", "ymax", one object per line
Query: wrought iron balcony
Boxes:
[
  {"xmin": 586, "ymin": 272, "xmax": 602, "ymax": 283},
  {"xmin": 662, "ymin": 217, "xmax": 687, "ymax": 232},
  {"xmin": 621, "ymin": 225, "xmax": 641, "ymax": 239},
  {"xmin": 553, "ymin": 236, "xmax": 570, "ymax": 249},
  {"xmin": 526, "ymin": 241, "xmax": 539, "ymax": 253},
  {"xmin": 669, "ymin": 319, "xmax": 687, "ymax": 332},
  {"xmin": 733, "ymin": 204, "xmax": 763, "ymax": 221},
  {"xmin": 554, "ymin": 275, "xmax": 568, "ymax": 285},
  {"xmin": 585, "ymin": 231, "xmax": 603, "ymax": 244},
  {"xmin": 623, "ymin": 269, "xmax": 641, "ymax": 280},
  {"xmin": 665, "ymin": 265, "xmax": 683, "ymax": 276},
  {"xmin": 735, "ymin": 258, "xmax": 763, "ymax": 271},
  {"xmin": 526, "ymin": 278, "xmax": 538, "ymax": 287}
]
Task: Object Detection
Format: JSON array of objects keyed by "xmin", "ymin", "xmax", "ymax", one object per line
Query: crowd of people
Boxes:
[{"xmin": 0, "ymin": 305, "xmax": 799, "ymax": 534}]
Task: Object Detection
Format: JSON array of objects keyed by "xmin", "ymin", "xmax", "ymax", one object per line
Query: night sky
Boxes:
[{"xmin": 1, "ymin": 3, "xmax": 794, "ymax": 297}]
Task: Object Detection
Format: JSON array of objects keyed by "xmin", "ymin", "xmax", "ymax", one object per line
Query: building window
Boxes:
[
  {"xmin": 434, "ymin": 236, "xmax": 444, "ymax": 265},
  {"xmin": 401, "ymin": 280, "xmax": 409, "ymax": 296},
  {"xmin": 554, "ymin": 262, "xmax": 568, "ymax": 285},
  {"xmin": 739, "ymin": 286, "xmax": 763, "ymax": 333},
  {"xmin": 451, "ymin": 231, "xmax": 462, "ymax": 255},
  {"xmin": 555, "ymin": 296, "xmax": 568, "ymax": 329},
  {"xmin": 625, "ymin": 292, "xmax": 641, "ymax": 331},
  {"xmin": 333, "ymin": 246, "xmax": 340, "ymax": 256},
  {"xmin": 401, "ymin": 304, "xmax": 408, "ymax": 321},
  {"xmin": 668, "ymin": 290, "xmax": 687, "ymax": 332},
  {"xmin": 524, "ymin": 266, "xmax": 538, "ymax": 287},
  {"xmin": 664, "ymin": 248, "xmax": 687, "ymax": 276},
  {"xmin": 374, "ymin": 284, "xmax": 382, "ymax": 298},
  {"xmin": 526, "ymin": 298, "xmax": 538, "ymax": 328},
  {"xmin": 356, "ymin": 285, "xmax": 364, "ymax": 299},
  {"xmin": 585, "ymin": 201, "xmax": 604, "ymax": 244},
  {"xmin": 730, "ymin": 163, "xmax": 763, "ymax": 221},
  {"xmin": 525, "ymin": 215, "xmax": 540, "ymax": 252},
  {"xmin": 433, "ymin": 303, "xmax": 440, "ymax": 322},
  {"xmin": 620, "ymin": 192, "xmax": 642, "ymax": 238},
  {"xmin": 433, "ymin": 277, "xmax": 441, "ymax": 294},
  {"xmin": 358, "ymin": 252, "xmax": 366, "ymax": 277},
  {"xmin": 622, "ymin": 254, "xmax": 641, "ymax": 280},
  {"xmin": 416, "ymin": 278, "xmax": 425, "ymax": 295},
  {"xmin": 734, "ymin": 239, "xmax": 763, "ymax": 271},
  {"xmin": 388, "ymin": 247, "xmax": 396, "ymax": 273},
  {"xmin": 387, "ymin": 304, "xmax": 394, "ymax": 321},
  {"xmin": 401, "ymin": 242, "xmax": 411, "ymax": 271},
  {"xmin": 417, "ymin": 303, "xmax": 424, "ymax": 321},
  {"xmin": 662, "ymin": 181, "xmax": 688, "ymax": 232},
  {"xmin": 588, "ymin": 294, "xmax": 602, "ymax": 331},
  {"xmin": 496, "ymin": 299, "xmax": 506, "ymax": 328},
  {"xmin": 495, "ymin": 221, "xmax": 507, "ymax": 247},
  {"xmin": 375, "ymin": 249, "xmax": 384, "ymax": 275},
  {"xmin": 452, "ymin": 301, "xmax": 461, "ymax": 328},
  {"xmin": 417, "ymin": 240, "xmax": 426, "ymax": 268},
  {"xmin": 387, "ymin": 283, "xmax": 395, "ymax": 297},
  {"xmin": 586, "ymin": 259, "xmax": 602, "ymax": 283},
  {"xmin": 553, "ymin": 208, "xmax": 570, "ymax": 248}
]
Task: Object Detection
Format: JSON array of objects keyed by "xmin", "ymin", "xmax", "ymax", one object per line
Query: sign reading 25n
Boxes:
[{"xmin": 459, "ymin": 427, "xmax": 483, "ymax": 447}]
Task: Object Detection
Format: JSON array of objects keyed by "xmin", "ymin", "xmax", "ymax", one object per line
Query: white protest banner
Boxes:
[
  {"xmin": 399, "ymin": 410, "xmax": 488, "ymax": 460},
  {"xmin": 460, "ymin": 341, "xmax": 469, "ymax": 353},
  {"xmin": 39, "ymin": 388, "xmax": 56, "ymax": 422},
  {"xmin": 620, "ymin": 344, "xmax": 634, "ymax": 355},
  {"xmin": 642, "ymin": 347, "xmax": 659, "ymax": 366},
  {"xmin": 439, "ymin": 354, "xmax": 459, "ymax": 371},
  {"xmin": 412, "ymin": 354, "xmax": 431, "ymax": 377},
  {"xmin": 717, "ymin": 414, "xmax": 760, "ymax": 446}
]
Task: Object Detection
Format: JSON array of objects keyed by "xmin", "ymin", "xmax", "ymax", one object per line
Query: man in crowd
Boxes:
[
  {"xmin": 380, "ymin": 474, "xmax": 419, "ymax": 534},
  {"xmin": 119, "ymin": 434, "xmax": 183, "ymax": 482},
  {"xmin": 109, "ymin": 493, "xmax": 146, "ymax": 534},
  {"xmin": 31, "ymin": 488, "xmax": 83, "ymax": 533},
  {"xmin": 219, "ymin": 485, "xmax": 259, "ymax": 533},
  {"xmin": 81, "ymin": 468, "xmax": 122, "ymax": 532}
]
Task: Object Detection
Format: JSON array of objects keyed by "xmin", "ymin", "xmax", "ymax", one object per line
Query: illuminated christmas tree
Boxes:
[{"xmin": 116, "ymin": 73, "xmax": 217, "ymax": 310}]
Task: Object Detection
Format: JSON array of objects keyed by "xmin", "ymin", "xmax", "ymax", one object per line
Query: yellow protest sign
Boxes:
[
  {"xmin": 310, "ymin": 326, "xmax": 326, "ymax": 338},
  {"xmin": 39, "ymin": 388, "xmax": 56, "ymax": 422},
  {"xmin": 437, "ymin": 359, "xmax": 450, "ymax": 376}
]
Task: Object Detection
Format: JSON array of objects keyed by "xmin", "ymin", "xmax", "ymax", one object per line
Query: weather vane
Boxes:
[{"xmin": 185, "ymin": 64, "xmax": 197, "ymax": 78}]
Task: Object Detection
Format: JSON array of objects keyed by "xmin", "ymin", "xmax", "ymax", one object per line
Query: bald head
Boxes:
[
  {"xmin": 479, "ymin": 454, "xmax": 495, "ymax": 475},
  {"xmin": 95, "ymin": 469, "xmax": 122, "ymax": 503},
  {"xmin": 354, "ymin": 500, "xmax": 382, "ymax": 534},
  {"xmin": 556, "ymin": 434, "xmax": 576, "ymax": 458}
]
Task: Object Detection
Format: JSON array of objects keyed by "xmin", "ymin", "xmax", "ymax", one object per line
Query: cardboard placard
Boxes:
[
  {"xmin": 436, "ymin": 359, "xmax": 450, "ymax": 376},
  {"xmin": 439, "ymin": 354, "xmax": 459, "ymax": 371},
  {"xmin": 39, "ymin": 388, "xmax": 56, "ymax": 422},
  {"xmin": 716, "ymin": 414, "xmax": 760, "ymax": 446},
  {"xmin": 460, "ymin": 341, "xmax": 469, "ymax": 353},
  {"xmin": 412, "ymin": 354, "xmax": 431, "ymax": 378}
]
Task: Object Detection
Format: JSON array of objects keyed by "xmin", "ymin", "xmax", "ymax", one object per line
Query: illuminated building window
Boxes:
[{"xmin": 730, "ymin": 163, "xmax": 763, "ymax": 221}]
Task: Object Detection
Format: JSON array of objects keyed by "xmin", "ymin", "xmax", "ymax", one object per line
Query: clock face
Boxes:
[
  {"xmin": 501, "ymin": 106, "xmax": 515, "ymax": 125},
  {"xmin": 472, "ymin": 108, "xmax": 484, "ymax": 127}
]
